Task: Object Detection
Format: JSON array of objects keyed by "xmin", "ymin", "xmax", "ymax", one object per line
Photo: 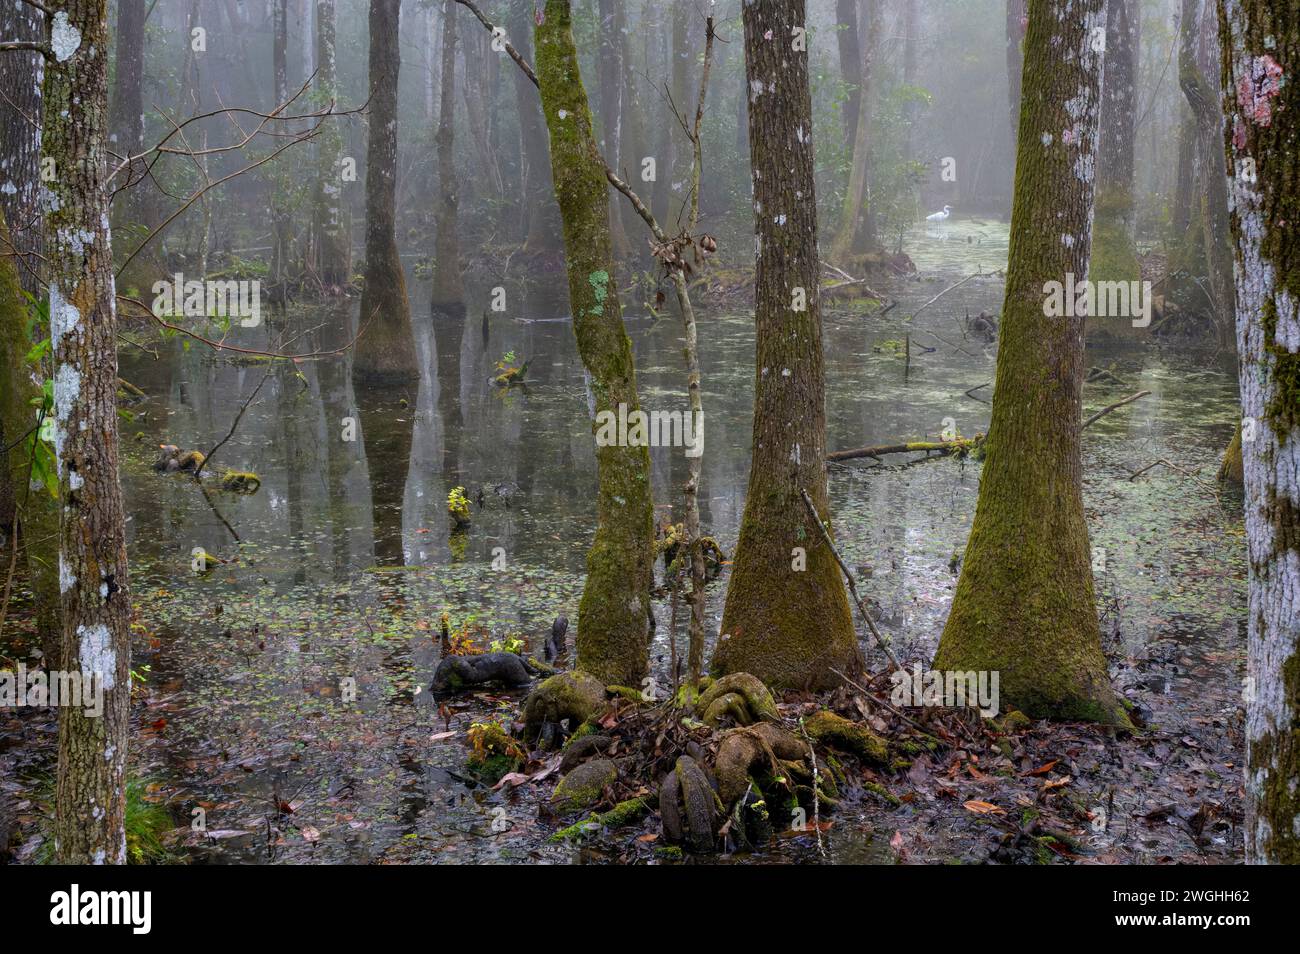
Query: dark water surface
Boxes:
[{"xmin": 113, "ymin": 220, "xmax": 1245, "ymax": 863}]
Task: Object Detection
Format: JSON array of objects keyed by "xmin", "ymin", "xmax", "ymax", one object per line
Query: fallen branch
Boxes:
[
  {"xmin": 1081, "ymin": 390, "xmax": 1151, "ymax": 430},
  {"xmin": 830, "ymin": 391, "xmax": 1151, "ymax": 462}
]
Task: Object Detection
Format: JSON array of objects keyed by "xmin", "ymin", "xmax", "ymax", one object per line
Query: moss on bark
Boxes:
[
  {"xmin": 535, "ymin": 0, "xmax": 655, "ymax": 686},
  {"xmin": 933, "ymin": 0, "xmax": 1127, "ymax": 725}
]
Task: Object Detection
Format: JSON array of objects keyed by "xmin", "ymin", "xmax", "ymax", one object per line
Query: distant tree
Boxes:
[
  {"xmin": 43, "ymin": 0, "xmax": 134, "ymax": 863},
  {"xmin": 829, "ymin": 0, "xmax": 881, "ymax": 264},
  {"xmin": 507, "ymin": 0, "xmax": 561, "ymax": 254},
  {"xmin": 534, "ymin": 0, "xmax": 655, "ymax": 686},
  {"xmin": 1216, "ymin": 0, "xmax": 1300, "ymax": 864},
  {"xmin": 715, "ymin": 0, "xmax": 861, "ymax": 690},
  {"xmin": 835, "ymin": 0, "xmax": 862, "ymax": 152},
  {"xmin": 355, "ymin": 0, "xmax": 418, "ymax": 382},
  {"xmin": 933, "ymin": 0, "xmax": 1127, "ymax": 723},
  {"xmin": 312, "ymin": 0, "xmax": 350, "ymax": 291},
  {"xmin": 432, "ymin": 0, "xmax": 464, "ymax": 311},
  {"xmin": 1090, "ymin": 0, "xmax": 1143, "ymax": 342}
]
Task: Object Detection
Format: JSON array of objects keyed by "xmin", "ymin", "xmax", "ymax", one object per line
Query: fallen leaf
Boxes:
[{"xmin": 963, "ymin": 800, "xmax": 1006, "ymax": 815}]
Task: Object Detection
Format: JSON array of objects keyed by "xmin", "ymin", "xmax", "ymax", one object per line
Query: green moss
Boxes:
[
  {"xmin": 804, "ymin": 710, "xmax": 889, "ymax": 764},
  {"xmin": 550, "ymin": 758, "xmax": 618, "ymax": 812},
  {"xmin": 548, "ymin": 795, "xmax": 652, "ymax": 842},
  {"xmin": 535, "ymin": 0, "xmax": 655, "ymax": 687}
]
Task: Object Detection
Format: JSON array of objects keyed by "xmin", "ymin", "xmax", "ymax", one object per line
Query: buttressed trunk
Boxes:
[
  {"xmin": 535, "ymin": 0, "xmax": 654, "ymax": 687},
  {"xmin": 933, "ymin": 0, "xmax": 1127, "ymax": 724},
  {"xmin": 356, "ymin": 0, "xmax": 418, "ymax": 383},
  {"xmin": 1216, "ymin": 0, "xmax": 1300, "ymax": 864},
  {"xmin": 44, "ymin": 0, "xmax": 134, "ymax": 863},
  {"xmin": 715, "ymin": 0, "xmax": 861, "ymax": 691}
]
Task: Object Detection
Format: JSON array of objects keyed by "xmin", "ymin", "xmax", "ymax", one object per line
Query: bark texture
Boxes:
[
  {"xmin": 933, "ymin": 0, "xmax": 1127, "ymax": 723},
  {"xmin": 1216, "ymin": 0, "xmax": 1300, "ymax": 864},
  {"xmin": 535, "ymin": 0, "xmax": 655, "ymax": 686},
  {"xmin": 45, "ymin": 0, "xmax": 134, "ymax": 863},
  {"xmin": 715, "ymin": 0, "xmax": 861, "ymax": 691},
  {"xmin": 356, "ymin": 0, "xmax": 418, "ymax": 382}
]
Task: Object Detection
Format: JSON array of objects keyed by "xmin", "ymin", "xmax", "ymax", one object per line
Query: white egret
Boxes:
[{"xmin": 925, "ymin": 205, "xmax": 953, "ymax": 223}]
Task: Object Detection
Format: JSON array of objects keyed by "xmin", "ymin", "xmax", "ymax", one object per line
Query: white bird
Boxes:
[{"xmin": 926, "ymin": 205, "xmax": 953, "ymax": 223}]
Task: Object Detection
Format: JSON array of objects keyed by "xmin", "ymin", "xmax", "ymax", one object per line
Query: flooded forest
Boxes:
[{"xmin": 1, "ymin": 0, "xmax": 1297, "ymax": 877}]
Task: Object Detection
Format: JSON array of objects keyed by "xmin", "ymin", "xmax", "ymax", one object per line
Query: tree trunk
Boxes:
[
  {"xmin": 312, "ymin": 0, "xmax": 350, "ymax": 291},
  {"xmin": 108, "ymin": 0, "xmax": 145, "ymax": 243},
  {"xmin": 1196, "ymin": 0, "xmax": 1234, "ymax": 347},
  {"xmin": 535, "ymin": 0, "xmax": 655, "ymax": 686},
  {"xmin": 356, "ymin": 0, "xmax": 418, "ymax": 382},
  {"xmin": 432, "ymin": 0, "xmax": 464, "ymax": 310},
  {"xmin": 1090, "ymin": 0, "xmax": 1143, "ymax": 344},
  {"xmin": 1216, "ymin": 0, "xmax": 1300, "ymax": 864},
  {"xmin": 829, "ymin": 0, "xmax": 880, "ymax": 264},
  {"xmin": 45, "ymin": 0, "xmax": 134, "ymax": 863},
  {"xmin": 835, "ymin": 0, "xmax": 861, "ymax": 152},
  {"xmin": 270, "ymin": 0, "xmax": 292, "ymax": 300},
  {"xmin": 0, "ymin": 0, "xmax": 60, "ymax": 659},
  {"xmin": 1006, "ymin": 0, "xmax": 1026, "ymax": 138},
  {"xmin": 715, "ymin": 0, "xmax": 861, "ymax": 691},
  {"xmin": 933, "ymin": 0, "xmax": 1127, "ymax": 724}
]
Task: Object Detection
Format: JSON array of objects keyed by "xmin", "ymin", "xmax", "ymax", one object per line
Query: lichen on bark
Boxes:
[{"xmin": 714, "ymin": 0, "xmax": 861, "ymax": 691}]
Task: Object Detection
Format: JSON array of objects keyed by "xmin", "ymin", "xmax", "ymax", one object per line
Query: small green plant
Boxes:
[
  {"xmin": 35, "ymin": 776, "xmax": 177, "ymax": 864},
  {"xmin": 447, "ymin": 486, "xmax": 471, "ymax": 529}
]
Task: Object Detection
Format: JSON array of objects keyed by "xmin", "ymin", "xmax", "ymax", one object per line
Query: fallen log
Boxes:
[{"xmin": 827, "ymin": 437, "xmax": 982, "ymax": 463}]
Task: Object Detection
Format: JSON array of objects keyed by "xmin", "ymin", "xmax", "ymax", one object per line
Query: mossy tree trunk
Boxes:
[
  {"xmin": 535, "ymin": 0, "xmax": 655, "ymax": 686},
  {"xmin": 829, "ymin": 0, "xmax": 881, "ymax": 265},
  {"xmin": 933, "ymin": 0, "xmax": 1126, "ymax": 724},
  {"xmin": 432, "ymin": 0, "xmax": 464, "ymax": 311},
  {"xmin": 0, "ymin": 0, "xmax": 60, "ymax": 659},
  {"xmin": 44, "ymin": 0, "xmax": 134, "ymax": 863},
  {"xmin": 312, "ymin": 0, "xmax": 351, "ymax": 291},
  {"xmin": 1090, "ymin": 0, "xmax": 1144, "ymax": 343},
  {"xmin": 1216, "ymin": 0, "xmax": 1300, "ymax": 864},
  {"xmin": 715, "ymin": 0, "xmax": 861, "ymax": 691},
  {"xmin": 355, "ymin": 0, "xmax": 418, "ymax": 383}
]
